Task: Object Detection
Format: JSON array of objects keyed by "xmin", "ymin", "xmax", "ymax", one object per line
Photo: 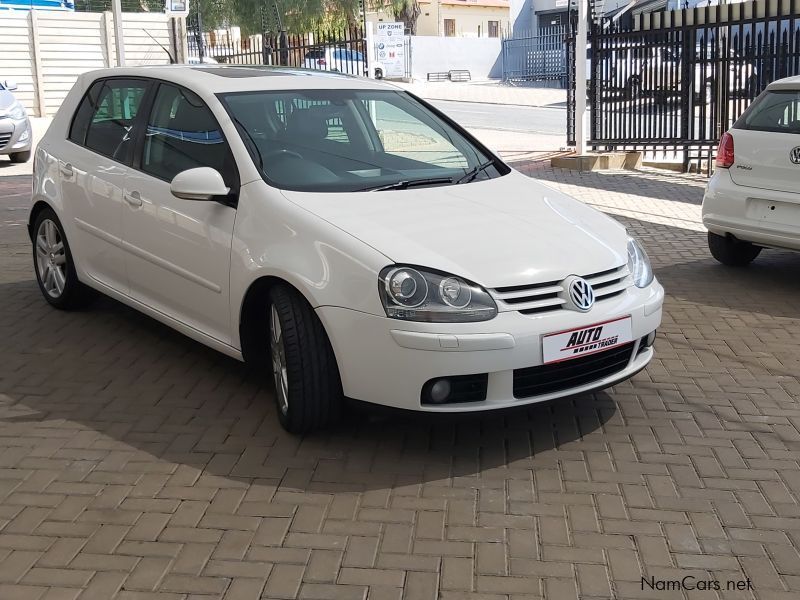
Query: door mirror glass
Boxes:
[
  {"xmin": 3, "ymin": 80, "xmax": 17, "ymax": 91},
  {"xmin": 170, "ymin": 167, "xmax": 229, "ymax": 201}
]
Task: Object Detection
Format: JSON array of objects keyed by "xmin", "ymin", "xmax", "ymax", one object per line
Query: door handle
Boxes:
[
  {"xmin": 123, "ymin": 190, "xmax": 143, "ymax": 207},
  {"xmin": 59, "ymin": 163, "xmax": 74, "ymax": 178}
]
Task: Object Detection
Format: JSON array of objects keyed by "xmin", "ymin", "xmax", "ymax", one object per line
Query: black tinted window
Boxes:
[
  {"xmin": 69, "ymin": 79, "xmax": 148, "ymax": 163},
  {"xmin": 142, "ymin": 84, "xmax": 237, "ymax": 188},
  {"xmin": 736, "ymin": 90, "xmax": 800, "ymax": 134}
]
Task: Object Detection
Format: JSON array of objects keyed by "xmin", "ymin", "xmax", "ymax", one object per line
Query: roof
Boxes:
[
  {"xmin": 77, "ymin": 65, "xmax": 399, "ymax": 94},
  {"xmin": 768, "ymin": 75, "xmax": 800, "ymax": 90}
]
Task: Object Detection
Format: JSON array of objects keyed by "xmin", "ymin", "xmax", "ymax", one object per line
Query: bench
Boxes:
[{"xmin": 448, "ymin": 70, "xmax": 471, "ymax": 82}]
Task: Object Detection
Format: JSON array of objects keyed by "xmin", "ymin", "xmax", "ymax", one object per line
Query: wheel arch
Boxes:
[
  {"xmin": 238, "ymin": 274, "xmax": 326, "ymax": 364},
  {"xmin": 28, "ymin": 200, "xmax": 56, "ymax": 241}
]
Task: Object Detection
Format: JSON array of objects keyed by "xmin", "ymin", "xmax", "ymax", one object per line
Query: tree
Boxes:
[{"xmin": 381, "ymin": 0, "xmax": 420, "ymax": 34}]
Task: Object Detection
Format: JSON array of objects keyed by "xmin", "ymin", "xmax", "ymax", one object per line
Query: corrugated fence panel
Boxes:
[
  {"xmin": 37, "ymin": 12, "xmax": 108, "ymax": 115},
  {"xmin": 120, "ymin": 13, "xmax": 173, "ymax": 65},
  {"xmin": 0, "ymin": 11, "xmax": 175, "ymax": 116},
  {"xmin": 0, "ymin": 12, "xmax": 36, "ymax": 114}
]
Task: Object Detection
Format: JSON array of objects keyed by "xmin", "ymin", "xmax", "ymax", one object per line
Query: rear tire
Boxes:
[
  {"xmin": 9, "ymin": 150, "xmax": 31, "ymax": 163},
  {"xmin": 32, "ymin": 208, "xmax": 95, "ymax": 309},
  {"xmin": 708, "ymin": 232, "xmax": 761, "ymax": 266},
  {"xmin": 268, "ymin": 285, "xmax": 342, "ymax": 433}
]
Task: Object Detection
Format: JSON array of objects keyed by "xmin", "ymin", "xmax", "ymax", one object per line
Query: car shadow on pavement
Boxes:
[{"xmin": 0, "ymin": 278, "xmax": 619, "ymax": 493}]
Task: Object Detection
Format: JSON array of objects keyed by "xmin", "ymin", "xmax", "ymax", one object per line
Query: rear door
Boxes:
[
  {"xmin": 61, "ymin": 78, "xmax": 150, "ymax": 293},
  {"xmin": 730, "ymin": 88, "xmax": 800, "ymax": 194}
]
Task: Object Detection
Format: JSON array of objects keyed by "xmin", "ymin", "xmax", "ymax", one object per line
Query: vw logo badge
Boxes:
[
  {"xmin": 568, "ymin": 277, "xmax": 595, "ymax": 312},
  {"xmin": 791, "ymin": 147, "xmax": 800, "ymax": 165}
]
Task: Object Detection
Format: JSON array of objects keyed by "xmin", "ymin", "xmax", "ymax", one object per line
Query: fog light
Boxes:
[
  {"xmin": 428, "ymin": 379, "xmax": 452, "ymax": 403},
  {"xmin": 18, "ymin": 128, "xmax": 30, "ymax": 142}
]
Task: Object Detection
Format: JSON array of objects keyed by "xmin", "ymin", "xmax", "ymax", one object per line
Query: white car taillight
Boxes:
[{"xmin": 716, "ymin": 132, "xmax": 734, "ymax": 168}]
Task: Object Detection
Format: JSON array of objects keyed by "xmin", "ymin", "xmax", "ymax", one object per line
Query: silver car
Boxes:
[{"xmin": 0, "ymin": 80, "xmax": 32, "ymax": 163}]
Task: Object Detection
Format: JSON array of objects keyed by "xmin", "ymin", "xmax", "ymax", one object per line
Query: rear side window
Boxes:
[
  {"xmin": 69, "ymin": 79, "xmax": 149, "ymax": 163},
  {"xmin": 735, "ymin": 90, "xmax": 800, "ymax": 134}
]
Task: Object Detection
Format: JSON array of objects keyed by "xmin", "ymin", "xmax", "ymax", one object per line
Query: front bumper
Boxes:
[
  {"xmin": 0, "ymin": 117, "xmax": 32, "ymax": 155},
  {"xmin": 317, "ymin": 280, "xmax": 663, "ymax": 411},
  {"xmin": 703, "ymin": 169, "xmax": 800, "ymax": 252}
]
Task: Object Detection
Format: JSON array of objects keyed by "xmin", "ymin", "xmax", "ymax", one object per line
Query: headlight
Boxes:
[
  {"xmin": 627, "ymin": 236, "xmax": 654, "ymax": 288},
  {"xmin": 379, "ymin": 266, "xmax": 497, "ymax": 322},
  {"xmin": 7, "ymin": 102, "xmax": 26, "ymax": 120}
]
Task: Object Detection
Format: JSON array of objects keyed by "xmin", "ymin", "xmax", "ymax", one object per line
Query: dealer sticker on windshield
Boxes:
[{"xmin": 542, "ymin": 316, "xmax": 633, "ymax": 365}]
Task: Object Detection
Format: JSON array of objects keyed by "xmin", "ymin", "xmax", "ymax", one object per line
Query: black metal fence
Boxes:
[
  {"xmin": 187, "ymin": 14, "xmax": 367, "ymax": 75},
  {"xmin": 502, "ymin": 26, "xmax": 569, "ymax": 84},
  {"xmin": 568, "ymin": 0, "xmax": 800, "ymax": 168}
]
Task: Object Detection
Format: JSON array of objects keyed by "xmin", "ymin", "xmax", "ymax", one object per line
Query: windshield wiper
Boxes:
[
  {"xmin": 360, "ymin": 177, "xmax": 454, "ymax": 192},
  {"xmin": 457, "ymin": 159, "xmax": 495, "ymax": 184}
]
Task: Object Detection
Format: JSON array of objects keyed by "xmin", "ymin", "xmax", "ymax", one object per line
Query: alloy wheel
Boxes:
[
  {"xmin": 35, "ymin": 219, "xmax": 67, "ymax": 298},
  {"xmin": 270, "ymin": 305, "xmax": 289, "ymax": 415}
]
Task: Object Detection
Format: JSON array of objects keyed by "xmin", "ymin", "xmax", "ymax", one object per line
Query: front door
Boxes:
[
  {"xmin": 122, "ymin": 83, "xmax": 239, "ymax": 344},
  {"xmin": 61, "ymin": 78, "xmax": 150, "ymax": 293}
]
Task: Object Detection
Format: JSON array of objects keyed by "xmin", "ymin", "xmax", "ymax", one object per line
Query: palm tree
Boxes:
[{"xmin": 382, "ymin": 0, "xmax": 421, "ymax": 34}]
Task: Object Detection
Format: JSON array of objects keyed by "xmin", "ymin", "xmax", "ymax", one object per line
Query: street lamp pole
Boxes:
[
  {"xmin": 113, "ymin": 0, "xmax": 126, "ymax": 66},
  {"xmin": 575, "ymin": 0, "xmax": 588, "ymax": 155}
]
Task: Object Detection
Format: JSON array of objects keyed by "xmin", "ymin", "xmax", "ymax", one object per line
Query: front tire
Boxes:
[
  {"xmin": 708, "ymin": 232, "xmax": 761, "ymax": 266},
  {"xmin": 32, "ymin": 208, "xmax": 94, "ymax": 309},
  {"xmin": 268, "ymin": 285, "xmax": 342, "ymax": 433},
  {"xmin": 9, "ymin": 150, "xmax": 31, "ymax": 163}
]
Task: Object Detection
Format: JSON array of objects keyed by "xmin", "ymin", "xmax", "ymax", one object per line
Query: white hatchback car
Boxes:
[
  {"xmin": 30, "ymin": 66, "xmax": 663, "ymax": 432},
  {"xmin": 703, "ymin": 76, "xmax": 800, "ymax": 265}
]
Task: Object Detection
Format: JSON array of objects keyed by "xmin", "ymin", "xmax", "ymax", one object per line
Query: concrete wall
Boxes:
[
  {"xmin": 409, "ymin": 36, "xmax": 503, "ymax": 80},
  {"xmin": 0, "ymin": 10, "xmax": 176, "ymax": 117}
]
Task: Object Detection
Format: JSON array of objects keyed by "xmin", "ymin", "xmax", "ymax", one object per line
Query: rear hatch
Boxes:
[{"xmin": 729, "ymin": 88, "xmax": 800, "ymax": 194}]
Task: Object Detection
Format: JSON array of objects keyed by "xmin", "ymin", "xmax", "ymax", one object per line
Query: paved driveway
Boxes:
[{"xmin": 1, "ymin": 167, "xmax": 800, "ymax": 600}]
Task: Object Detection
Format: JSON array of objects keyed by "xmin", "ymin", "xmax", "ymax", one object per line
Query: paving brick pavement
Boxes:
[{"xmin": 1, "ymin": 165, "xmax": 800, "ymax": 600}]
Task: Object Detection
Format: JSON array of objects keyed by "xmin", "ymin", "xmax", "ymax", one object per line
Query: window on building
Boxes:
[
  {"xmin": 488, "ymin": 21, "xmax": 500, "ymax": 38},
  {"xmin": 444, "ymin": 19, "xmax": 455, "ymax": 37}
]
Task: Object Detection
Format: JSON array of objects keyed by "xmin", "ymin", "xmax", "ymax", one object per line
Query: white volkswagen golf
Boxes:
[
  {"xmin": 703, "ymin": 76, "xmax": 800, "ymax": 265},
  {"xmin": 30, "ymin": 66, "xmax": 663, "ymax": 432}
]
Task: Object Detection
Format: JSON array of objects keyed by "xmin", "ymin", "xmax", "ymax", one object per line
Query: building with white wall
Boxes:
[{"xmin": 367, "ymin": 0, "xmax": 510, "ymax": 38}]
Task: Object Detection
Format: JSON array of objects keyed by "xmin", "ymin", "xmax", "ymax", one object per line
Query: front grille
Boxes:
[
  {"xmin": 491, "ymin": 264, "xmax": 630, "ymax": 315},
  {"xmin": 0, "ymin": 132, "xmax": 11, "ymax": 149},
  {"xmin": 513, "ymin": 342, "xmax": 635, "ymax": 399}
]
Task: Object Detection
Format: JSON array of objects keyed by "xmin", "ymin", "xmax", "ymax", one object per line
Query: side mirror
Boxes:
[
  {"xmin": 3, "ymin": 80, "xmax": 17, "ymax": 91},
  {"xmin": 170, "ymin": 167, "xmax": 229, "ymax": 201}
]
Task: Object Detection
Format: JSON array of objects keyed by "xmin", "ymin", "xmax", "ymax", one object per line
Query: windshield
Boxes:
[{"xmin": 220, "ymin": 89, "xmax": 504, "ymax": 192}]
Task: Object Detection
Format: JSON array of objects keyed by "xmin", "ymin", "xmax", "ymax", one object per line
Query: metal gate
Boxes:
[
  {"xmin": 187, "ymin": 10, "xmax": 366, "ymax": 75},
  {"xmin": 568, "ymin": 0, "xmax": 800, "ymax": 167},
  {"xmin": 502, "ymin": 25, "xmax": 569, "ymax": 84}
]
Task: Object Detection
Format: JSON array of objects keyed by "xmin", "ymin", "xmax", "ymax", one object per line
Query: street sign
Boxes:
[
  {"xmin": 165, "ymin": 0, "xmax": 189, "ymax": 17},
  {"xmin": 375, "ymin": 22, "xmax": 406, "ymax": 79}
]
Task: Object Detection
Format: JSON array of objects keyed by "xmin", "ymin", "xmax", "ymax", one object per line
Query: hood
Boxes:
[{"xmin": 281, "ymin": 171, "xmax": 628, "ymax": 289}]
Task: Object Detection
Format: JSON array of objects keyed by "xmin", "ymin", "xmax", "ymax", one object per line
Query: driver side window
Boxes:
[{"xmin": 141, "ymin": 84, "xmax": 238, "ymax": 189}]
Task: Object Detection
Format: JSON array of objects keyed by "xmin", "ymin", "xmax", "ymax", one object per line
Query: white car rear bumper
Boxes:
[
  {"xmin": 703, "ymin": 169, "xmax": 800, "ymax": 251},
  {"xmin": 317, "ymin": 281, "xmax": 663, "ymax": 411}
]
